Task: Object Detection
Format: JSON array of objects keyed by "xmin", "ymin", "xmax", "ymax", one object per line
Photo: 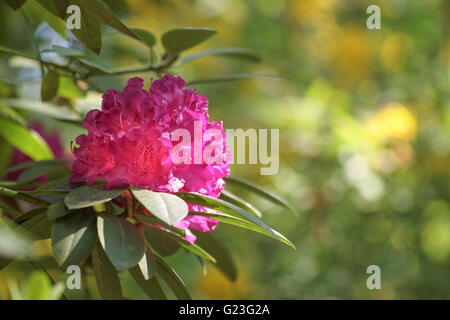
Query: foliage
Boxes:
[
  {"xmin": 0, "ymin": 0, "xmax": 448, "ymax": 300},
  {"xmin": 0, "ymin": 0, "xmax": 294, "ymax": 300}
]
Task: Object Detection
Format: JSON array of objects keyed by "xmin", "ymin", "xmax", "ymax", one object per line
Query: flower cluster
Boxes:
[{"xmin": 70, "ymin": 75, "xmax": 230, "ymax": 242}]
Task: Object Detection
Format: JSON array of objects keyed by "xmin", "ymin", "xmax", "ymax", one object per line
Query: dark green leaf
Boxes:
[
  {"xmin": 176, "ymin": 192, "xmax": 285, "ymax": 243},
  {"xmin": 51, "ymin": 210, "xmax": 96, "ymax": 268},
  {"xmin": 6, "ymin": 159, "xmax": 70, "ymax": 175},
  {"xmin": 162, "ymin": 27, "xmax": 217, "ymax": 54},
  {"xmin": 70, "ymin": 7, "xmax": 102, "ymax": 54},
  {"xmin": 97, "ymin": 215, "xmax": 146, "ymax": 271},
  {"xmin": 72, "ymin": 0, "xmax": 137, "ymax": 39},
  {"xmin": 189, "ymin": 211, "xmax": 295, "ymax": 248},
  {"xmin": 4, "ymin": 0, "xmax": 27, "ymax": 10},
  {"xmin": 77, "ymin": 58, "xmax": 111, "ymax": 74},
  {"xmin": 52, "ymin": 45, "xmax": 84, "ymax": 57},
  {"xmin": 14, "ymin": 208, "xmax": 47, "ymax": 225},
  {"xmin": 142, "ymin": 223, "xmax": 180, "ymax": 256},
  {"xmin": 131, "ymin": 28, "xmax": 156, "ymax": 47},
  {"xmin": 91, "ymin": 242, "xmax": 122, "ymax": 299},
  {"xmin": 19, "ymin": 209, "xmax": 52, "ymax": 240},
  {"xmin": 194, "ymin": 231, "xmax": 237, "ymax": 281},
  {"xmin": 35, "ymin": 177, "xmax": 70, "ymax": 192},
  {"xmin": 131, "ymin": 187, "xmax": 188, "ymax": 226},
  {"xmin": 47, "ymin": 200, "xmax": 71, "ymax": 220},
  {"xmin": 0, "ymin": 117, "xmax": 53, "ymax": 161},
  {"xmin": 24, "ymin": 189, "xmax": 68, "ymax": 197},
  {"xmin": 0, "ymin": 46, "xmax": 36, "ymax": 60},
  {"xmin": 155, "ymin": 254, "xmax": 191, "ymax": 300},
  {"xmin": 225, "ymin": 177, "xmax": 297, "ymax": 216},
  {"xmin": 187, "ymin": 74, "xmax": 287, "ymax": 86},
  {"xmin": 129, "ymin": 262, "xmax": 167, "ymax": 300},
  {"xmin": 64, "ymin": 186, "xmax": 125, "ymax": 210},
  {"xmin": 17, "ymin": 164, "xmax": 60, "ymax": 184},
  {"xmin": 52, "ymin": 0, "xmax": 68, "ymax": 18},
  {"xmin": 142, "ymin": 223, "xmax": 215, "ymax": 262},
  {"xmin": 181, "ymin": 48, "xmax": 261, "ymax": 64},
  {"xmin": 36, "ymin": 0, "xmax": 60, "ymax": 17},
  {"xmin": 220, "ymin": 189, "xmax": 262, "ymax": 218}
]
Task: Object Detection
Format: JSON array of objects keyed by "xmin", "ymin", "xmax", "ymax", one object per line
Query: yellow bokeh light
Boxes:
[{"xmin": 365, "ymin": 103, "xmax": 418, "ymax": 143}]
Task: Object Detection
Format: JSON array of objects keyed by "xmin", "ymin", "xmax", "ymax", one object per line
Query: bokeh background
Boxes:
[{"xmin": 0, "ymin": 0, "xmax": 449, "ymax": 299}]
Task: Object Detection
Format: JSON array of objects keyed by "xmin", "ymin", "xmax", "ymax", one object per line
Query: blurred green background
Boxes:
[{"xmin": 0, "ymin": 0, "xmax": 449, "ymax": 299}]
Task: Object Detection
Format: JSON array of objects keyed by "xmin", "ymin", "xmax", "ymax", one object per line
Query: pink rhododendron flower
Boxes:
[{"xmin": 70, "ymin": 75, "xmax": 230, "ymax": 242}]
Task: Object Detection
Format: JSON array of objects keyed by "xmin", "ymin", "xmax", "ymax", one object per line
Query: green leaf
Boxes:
[
  {"xmin": 36, "ymin": 0, "xmax": 61, "ymax": 17},
  {"xmin": 130, "ymin": 270, "xmax": 167, "ymax": 300},
  {"xmin": 0, "ymin": 117, "xmax": 53, "ymax": 161},
  {"xmin": 70, "ymin": 7, "xmax": 102, "ymax": 54},
  {"xmin": 0, "ymin": 138, "xmax": 13, "ymax": 176},
  {"xmin": 137, "ymin": 247, "xmax": 157, "ymax": 281},
  {"xmin": 22, "ymin": 0, "xmax": 67, "ymax": 39},
  {"xmin": 141, "ymin": 223, "xmax": 216, "ymax": 263},
  {"xmin": 15, "ymin": 207, "xmax": 47, "ymax": 225},
  {"xmin": 52, "ymin": 0, "xmax": 68, "ymax": 18},
  {"xmin": 181, "ymin": 48, "xmax": 261, "ymax": 64},
  {"xmin": 131, "ymin": 187, "xmax": 188, "ymax": 226},
  {"xmin": 194, "ymin": 231, "xmax": 237, "ymax": 281},
  {"xmin": 91, "ymin": 242, "xmax": 122, "ymax": 299},
  {"xmin": 131, "ymin": 28, "xmax": 156, "ymax": 47},
  {"xmin": 47, "ymin": 200, "xmax": 71, "ymax": 220},
  {"xmin": 0, "ymin": 98, "xmax": 82, "ymax": 121},
  {"xmin": 189, "ymin": 211, "xmax": 295, "ymax": 248},
  {"xmin": 162, "ymin": 27, "xmax": 217, "ymax": 54},
  {"xmin": 19, "ymin": 209, "xmax": 52, "ymax": 240},
  {"xmin": 187, "ymin": 74, "xmax": 287, "ymax": 86},
  {"xmin": 225, "ymin": 177, "xmax": 297, "ymax": 216},
  {"xmin": 17, "ymin": 164, "xmax": 60, "ymax": 184},
  {"xmin": 155, "ymin": 254, "xmax": 191, "ymax": 300},
  {"xmin": 52, "ymin": 45, "xmax": 84, "ymax": 57},
  {"xmin": 34, "ymin": 177, "xmax": 70, "ymax": 192},
  {"xmin": 129, "ymin": 252, "xmax": 167, "ymax": 300},
  {"xmin": 51, "ymin": 210, "xmax": 96, "ymax": 269},
  {"xmin": 6, "ymin": 159, "xmax": 70, "ymax": 175},
  {"xmin": 97, "ymin": 215, "xmax": 146, "ymax": 271},
  {"xmin": 64, "ymin": 186, "xmax": 125, "ymax": 210},
  {"xmin": 4, "ymin": 0, "xmax": 27, "ymax": 10},
  {"xmin": 0, "ymin": 46, "xmax": 36, "ymax": 60},
  {"xmin": 220, "ymin": 189, "xmax": 262, "ymax": 218},
  {"xmin": 77, "ymin": 58, "xmax": 111, "ymax": 74},
  {"xmin": 176, "ymin": 192, "xmax": 285, "ymax": 243},
  {"xmin": 72, "ymin": 0, "xmax": 137, "ymax": 39},
  {"xmin": 142, "ymin": 222, "xmax": 180, "ymax": 256}
]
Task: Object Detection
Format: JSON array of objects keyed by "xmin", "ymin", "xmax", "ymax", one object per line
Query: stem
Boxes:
[
  {"xmin": 0, "ymin": 186, "xmax": 51, "ymax": 208},
  {"xmin": 0, "ymin": 49, "xmax": 177, "ymax": 82}
]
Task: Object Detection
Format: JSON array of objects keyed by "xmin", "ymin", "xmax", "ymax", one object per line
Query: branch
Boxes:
[{"xmin": 0, "ymin": 187, "xmax": 51, "ymax": 208}]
